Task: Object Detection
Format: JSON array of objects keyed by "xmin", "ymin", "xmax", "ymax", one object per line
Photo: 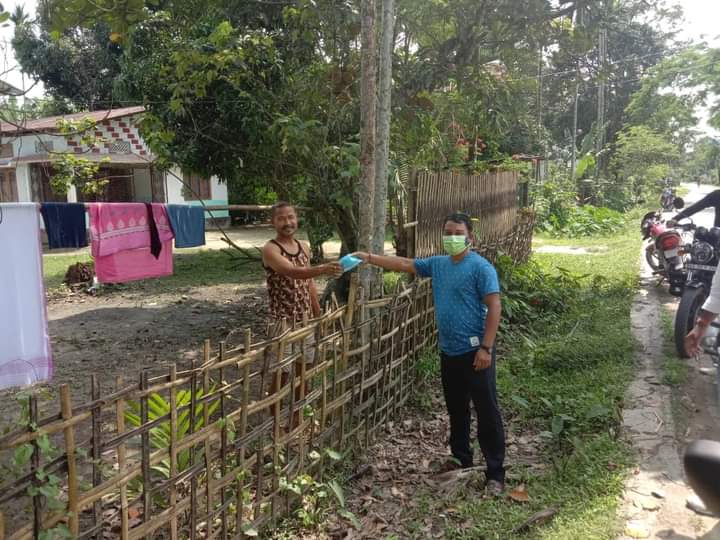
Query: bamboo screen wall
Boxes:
[
  {"xmin": 0, "ymin": 280, "xmax": 435, "ymax": 540},
  {"xmin": 410, "ymin": 170, "xmax": 523, "ymax": 259}
]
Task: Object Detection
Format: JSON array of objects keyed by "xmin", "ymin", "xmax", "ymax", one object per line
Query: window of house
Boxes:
[
  {"xmin": 0, "ymin": 143, "xmax": 13, "ymax": 158},
  {"xmin": 0, "ymin": 170, "xmax": 17, "ymax": 202},
  {"xmin": 182, "ymin": 171, "xmax": 211, "ymax": 200}
]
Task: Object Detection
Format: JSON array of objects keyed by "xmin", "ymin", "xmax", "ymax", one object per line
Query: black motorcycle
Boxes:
[{"xmin": 674, "ymin": 221, "xmax": 720, "ymax": 357}]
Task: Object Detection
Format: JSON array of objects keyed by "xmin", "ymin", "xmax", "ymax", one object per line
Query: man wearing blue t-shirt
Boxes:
[{"xmin": 353, "ymin": 212, "xmax": 505, "ymax": 495}]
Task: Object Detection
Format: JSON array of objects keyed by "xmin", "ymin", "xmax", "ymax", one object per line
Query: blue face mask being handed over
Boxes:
[{"xmin": 442, "ymin": 235, "xmax": 469, "ymax": 256}]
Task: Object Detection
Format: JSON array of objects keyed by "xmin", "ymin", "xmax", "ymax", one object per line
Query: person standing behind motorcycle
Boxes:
[
  {"xmin": 684, "ymin": 266, "xmax": 720, "ymax": 355},
  {"xmin": 670, "ymin": 189, "xmax": 720, "ymax": 227}
]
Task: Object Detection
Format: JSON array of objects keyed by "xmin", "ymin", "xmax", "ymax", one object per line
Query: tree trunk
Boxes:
[
  {"xmin": 371, "ymin": 0, "xmax": 396, "ymax": 298},
  {"xmin": 358, "ymin": 0, "xmax": 377, "ymax": 296}
]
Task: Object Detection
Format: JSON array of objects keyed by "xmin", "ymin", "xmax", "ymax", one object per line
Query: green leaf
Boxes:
[
  {"xmin": 551, "ymin": 415, "xmax": 564, "ymax": 436},
  {"xmin": 326, "ymin": 479, "xmax": 345, "ymax": 507},
  {"xmin": 511, "ymin": 395, "xmax": 530, "ymax": 410},
  {"xmin": 14, "ymin": 444, "xmax": 34, "ymax": 466},
  {"xmin": 324, "ymin": 448, "xmax": 342, "ymax": 461},
  {"xmin": 586, "ymin": 403, "xmax": 611, "ymax": 419},
  {"xmin": 37, "ymin": 434, "xmax": 53, "ymax": 455},
  {"xmin": 339, "ymin": 508, "xmax": 361, "ymax": 529}
]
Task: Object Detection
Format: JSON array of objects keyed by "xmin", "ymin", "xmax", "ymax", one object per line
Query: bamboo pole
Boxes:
[
  {"xmin": 168, "ymin": 367, "xmax": 178, "ymax": 540},
  {"xmin": 60, "ymin": 385, "xmax": 79, "ymax": 537}
]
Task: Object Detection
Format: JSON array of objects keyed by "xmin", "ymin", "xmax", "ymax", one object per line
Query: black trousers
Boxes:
[{"xmin": 440, "ymin": 349, "xmax": 505, "ymax": 482}]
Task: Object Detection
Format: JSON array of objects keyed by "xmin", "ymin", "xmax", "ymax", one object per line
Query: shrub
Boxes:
[
  {"xmin": 540, "ymin": 205, "xmax": 625, "ymax": 237},
  {"xmin": 495, "ymin": 254, "xmax": 584, "ymax": 329}
]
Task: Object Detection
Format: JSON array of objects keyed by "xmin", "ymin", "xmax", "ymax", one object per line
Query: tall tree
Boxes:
[
  {"xmin": 372, "ymin": 0, "xmax": 396, "ymax": 294},
  {"xmin": 13, "ymin": 7, "xmax": 124, "ymax": 110},
  {"xmin": 358, "ymin": 0, "xmax": 377, "ymax": 294}
]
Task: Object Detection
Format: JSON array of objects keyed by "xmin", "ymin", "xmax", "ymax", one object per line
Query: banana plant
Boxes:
[{"xmin": 125, "ymin": 386, "xmax": 220, "ymax": 478}]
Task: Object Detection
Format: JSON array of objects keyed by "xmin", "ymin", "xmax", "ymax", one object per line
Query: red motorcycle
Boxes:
[{"xmin": 641, "ymin": 210, "xmax": 688, "ymax": 296}]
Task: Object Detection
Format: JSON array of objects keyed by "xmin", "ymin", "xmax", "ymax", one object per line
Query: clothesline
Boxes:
[{"xmin": 40, "ymin": 201, "xmax": 207, "ymax": 253}]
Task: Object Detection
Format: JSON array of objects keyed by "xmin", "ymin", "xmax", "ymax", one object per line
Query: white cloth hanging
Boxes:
[{"xmin": 0, "ymin": 203, "xmax": 53, "ymax": 389}]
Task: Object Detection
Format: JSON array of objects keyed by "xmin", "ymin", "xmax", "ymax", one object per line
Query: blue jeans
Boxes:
[{"xmin": 440, "ymin": 349, "xmax": 505, "ymax": 482}]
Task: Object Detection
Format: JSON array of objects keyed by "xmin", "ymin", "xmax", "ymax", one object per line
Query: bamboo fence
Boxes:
[
  {"xmin": 408, "ymin": 170, "xmax": 532, "ymax": 261},
  {"xmin": 0, "ymin": 278, "xmax": 436, "ymax": 539}
]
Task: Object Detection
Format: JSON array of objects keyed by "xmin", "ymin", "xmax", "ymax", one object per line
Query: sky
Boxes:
[
  {"xmin": 675, "ymin": 0, "xmax": 720, "ymax": 46},
  {"xmin": 1, "ymin": 0, "xmax": 720, "ymax": 128}
]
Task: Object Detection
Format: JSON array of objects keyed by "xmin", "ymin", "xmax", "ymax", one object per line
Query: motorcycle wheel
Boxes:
[
  {"xmin": 675, "ymin": 286, "xmax": 708, "ymax": 358},
  {"xmin": 645, "ymin": 245, "xmax": 662, "ymax": 272}
]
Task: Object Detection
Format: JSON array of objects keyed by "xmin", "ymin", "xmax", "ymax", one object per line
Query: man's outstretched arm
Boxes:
[{"xmin": 354, "ymin": 252, "xmax": 417, "ymax": 274}]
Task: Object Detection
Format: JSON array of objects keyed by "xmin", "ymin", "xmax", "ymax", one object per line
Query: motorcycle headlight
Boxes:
[{"xmin": 693, "ymin": 241, "xmax": 714, "ymax": 264}]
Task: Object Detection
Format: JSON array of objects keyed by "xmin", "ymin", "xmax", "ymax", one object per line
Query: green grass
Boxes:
[
  {"xmin": 660, "ymin": 309, "xmax": 689, "ymax": 386},
  {"xmin": 43, "ymin": 249, "xmax": 264, "ymax": 293},
  {"xmin": 532, "ymin": 226, "xmax": 640, "ymax": 286},
  {"xmin": 43, "ymin": 252, "xmax": 92, "ymax": 290}
]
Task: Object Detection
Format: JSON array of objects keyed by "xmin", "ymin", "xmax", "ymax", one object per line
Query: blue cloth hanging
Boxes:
[
  {"xmin": 40, "ymin": 203, "xmax": 88, "ymax": 249},
  {"xmin": 166, "ymin": 204, "xmax": 206, "ymax": 248}
]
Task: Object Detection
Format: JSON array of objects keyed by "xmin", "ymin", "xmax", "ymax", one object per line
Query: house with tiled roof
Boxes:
[{"xmin": 0, "ymin": 106, "xmax": 228, "ymax": 218}]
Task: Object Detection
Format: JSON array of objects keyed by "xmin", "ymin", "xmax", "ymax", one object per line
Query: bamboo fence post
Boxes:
[
  {"xmin": 189, "ymin": 358, "xmax": 198, "ymax": 540},
  {"xmin": 168, "ymin": 367, "xmax": 178, "ymax": 540},
  {"xmin": 218, "ymin": 340, "xmax": 228, "ymax": 540},
  {"xmin": 270, "ymin": 339, "xmax": 284, "ymax": 526},
  {"xmin": 59, "ymin": 385, "xmax": 79, "ymax": 537},
  {"xmin": 236, "ymin": 329, "xmax": 252, "ymax": 536},
  {"xmin": 139, "ymin": 371, "xmax": 151, "ymax": 540},
  {"xmin": 29, "ymin": 396, "xmax": 41, "ymax": 539},
  {"xmin": 91, "ymin": 375, "xmax": 103, "ymax": 539},
  {"xmin": 254, "ymin": 444, "xmax": 263, "ymax": 522},
  {"xmin": 202, "ymin": 339, "xmax": 213, "ymax": 538},
  {"xmin": 114, "ymin": 378, "xmax": 129, "ymax": 539}
]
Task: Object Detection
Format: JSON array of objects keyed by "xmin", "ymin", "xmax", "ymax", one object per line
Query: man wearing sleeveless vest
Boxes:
[{"xmin": 262, "ymin": 202, "xmax": 342, "ymax": 426}]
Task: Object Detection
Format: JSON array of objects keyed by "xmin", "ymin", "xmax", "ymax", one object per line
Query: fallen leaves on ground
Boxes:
[{"xmin": 508, "ymin": 484, "xmax": 530, "ymax": 503}]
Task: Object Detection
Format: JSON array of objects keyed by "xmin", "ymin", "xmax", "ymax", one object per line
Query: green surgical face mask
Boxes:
[{"xmin": 443, "ymin": 235, "xmax": 468, "ymax": 256}]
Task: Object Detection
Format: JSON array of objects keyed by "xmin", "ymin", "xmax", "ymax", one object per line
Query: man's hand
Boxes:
[
  {"xmin": 684, "ymin": 325, "xmax": 707, "ymax": 357},
  {"xmin": 352, "ymin": 251, "xmax": 369, "ymax": 262},
  {"xmin": 473, "ymin": 348, "xmax": 492, "ymax": 371},
  {"xmin": 322, "ymin": 262, "xmax": 343, "ymax": 278}
]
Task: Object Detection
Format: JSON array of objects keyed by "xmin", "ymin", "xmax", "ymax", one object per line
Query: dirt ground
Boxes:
[
  {"xmin": 618, "ymin": 253, "xmax": 720, "ymax": 539},
  {"xmin": 1, "ymin": 223, "xmax": 396, "ymax": 424}
]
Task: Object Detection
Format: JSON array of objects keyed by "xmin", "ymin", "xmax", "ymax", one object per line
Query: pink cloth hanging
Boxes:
[
  {"xmin": 94, "ymin": 240, "xmax": 174, "ymax": 283},
  {"xmin": 88, "ymin": 203, "xmax": 173, "ymax": 257},
  {"xmin": 88, "ymin": 203, "xmax": 175, "ymax": 283}
]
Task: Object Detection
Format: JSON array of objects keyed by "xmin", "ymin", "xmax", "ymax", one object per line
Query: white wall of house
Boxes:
[
  {"xmin": 12, "ymin": 134, "xmax": 69, "ymax": 158},
  {"xmin": 166, "ymin": 167, "xmax": 185, "ymax": 204}
]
